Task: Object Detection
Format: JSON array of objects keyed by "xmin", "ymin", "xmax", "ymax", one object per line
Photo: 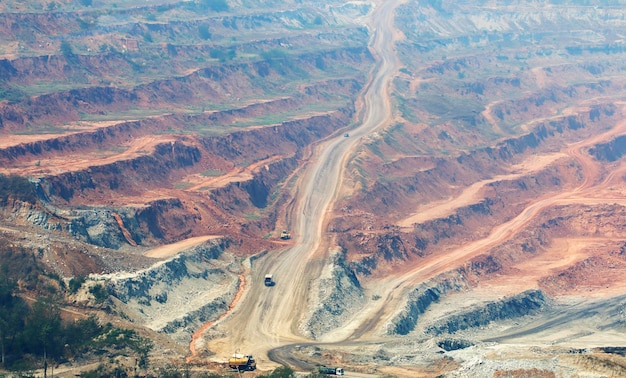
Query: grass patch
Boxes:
[
  {"xmin": 397, "ymin": 96, "xmax": 421, "ymax": 124},
  {"xmin": 413, "ymin": 93, "xmax": 484, "ymax": 122},
  {"xmin": 173, "ymin": 182, "xmax": 193, "ymax": 190},
  {"xmin": 244, "ymin": 212, "xmax": 261, "ymax": 220},
  {"xmin": 15, "ymin": 82, "xmax": 97, "ymax": 97},
  {"xmin": 381, "ymin": 122, "xmax": 413, "ymax": 155},
  {"xmin": 226, "ymin": 103, "xmax": 341, "ymax": 129},
  {"xmin": 200, "ymin": 169, "xmax": 223, "ymax": 177},
  {"xmin": 14, "ymin": 124, "xmax": 69, "ymax": 135},
  {"xmin": 79, "ymin": 108, "xmax": 181, "ymax": 122}
]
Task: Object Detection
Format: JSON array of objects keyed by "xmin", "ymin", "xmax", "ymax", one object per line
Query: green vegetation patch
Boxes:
[
  {"xmin": 0, "ymin": 84, "xmax": 27, "ymax": 103},
  {"xmin": 396, "ymin": 95, "xmax": 421, "ymax": 124},
  {"xmin": 411, "ymin": 94, "xmax": 484, "ymax": 122},
  {"xmin": 174, "ymin": 182, "xmax": 193, "ymax": 190},
  {"xmin": 0, "ymin": 263, "xmax": 152, "ymax": 372},
  {"xmin": 200, "ymin": 169, "xmax": 223, "ymax": 177}
]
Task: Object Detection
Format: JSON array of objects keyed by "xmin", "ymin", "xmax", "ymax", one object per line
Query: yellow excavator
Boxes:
[{"xmin": 280, "ymin": 230, "xmax": 291, "ymax": 240}]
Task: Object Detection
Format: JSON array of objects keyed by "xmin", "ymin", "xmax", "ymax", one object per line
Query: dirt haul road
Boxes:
[
  {"xmin": 200, "ymin": 0, "xmax": 403, "ymax": 368},
  {"xmin": 201, "ymin": 0, "xmax": 626, "ymax": 372}
]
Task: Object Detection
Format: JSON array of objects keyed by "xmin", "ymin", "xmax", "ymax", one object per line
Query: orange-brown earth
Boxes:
[{"xmin": 2, "ymin": 0, "xmax": 626, "ymax": 376}]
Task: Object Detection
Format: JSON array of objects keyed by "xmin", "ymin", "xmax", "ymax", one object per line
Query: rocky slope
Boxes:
[
  {"xmin": 2, "ymin": 0, "xmax": 626, "ymax": 376},
  {"xmin": 104, "ymin": 238, "xmax": 238, "ymax": 344},
  {"xmin": 0, "ymin": 0, "xmax": 374, "ymax": 372}
]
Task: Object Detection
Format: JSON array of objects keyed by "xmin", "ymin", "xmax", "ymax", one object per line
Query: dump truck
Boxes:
[
  {"xmin": 280, "ymin": 230, "xmax": 291, "ymax": 239},
  {"xmin": 229, "ymin": 354, "xmax": 256, "ymax": 371},
  {"xmin": 264, "ymin": 274, "xmax": 274, "ymax": 286},
  {"xmin": 318, "ymin": 366, "xmax": 344, "ymax": 375}
]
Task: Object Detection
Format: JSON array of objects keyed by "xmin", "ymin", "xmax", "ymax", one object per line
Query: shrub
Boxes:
[
  {"xmin": 0, "ymin": 86, "xmax": 26, "ymax": 103},
  {"xmin": 89, "ymin": 284, "xmax": 108, "ymax": 303},
  {"xmin": 68, "ymin": 277, "xmax": 86, "ymax": 294}
]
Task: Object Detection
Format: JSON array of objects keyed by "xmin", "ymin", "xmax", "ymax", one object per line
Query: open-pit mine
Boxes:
[{"xmin": 1, "ymin": 0, "xmax": 626, "ymax": 377}]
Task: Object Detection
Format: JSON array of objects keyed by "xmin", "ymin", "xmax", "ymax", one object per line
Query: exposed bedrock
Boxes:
[
  {"xmin": 304, "ymin": 249, "xmax": 365, "ymax": 339},
  {"xmin": 105, "ymin": 238, "xmax": 237, "ymax": 344},
  {"xmin": 66, "ymin": 198, "xmax": 190, "ymax": 249},
  {"xmin": 389, "ymin": 275, "xmax": 470, "ymax": 336},
  {"xmin": 589, "ymin": 135, "xmax": 626, "ymax": 162},
  {"xmin": 427, "ymin": 290, "xmax": 548, "ymax": 335}
]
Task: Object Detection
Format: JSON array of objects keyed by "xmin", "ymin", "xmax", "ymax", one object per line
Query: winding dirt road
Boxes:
[
  {"xmin": 199, "ymin": 0, "xmax": 404, "ymax": 368},
  {"xmin": 197, "ymin": 0, "xmax": 626, "ymax": 373}
]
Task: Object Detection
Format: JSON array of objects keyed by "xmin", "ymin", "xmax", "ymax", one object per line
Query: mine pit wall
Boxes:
[
  {"xmin": 342, "ymin": 104, "xmax": 618, "ymax": 276},
  {"xmin": 105, "ymin": 238, "xmax": 236, "ymax": 345},
  {"xmin": 0, "ymin": 80, "xmax": 358, "ymax": 165},
  {"xmin": 483, "ymin": 81, "xmax": 619, "ymax": 130},
  {"xmin": 212, "ymin": 157, "xmax": 298, "ymax": 213},
  {"xmin": 590, "ymin": 135, "xmax": 626, "ymax": 162},
  {"xmin": 19, "ymin": 108, "xmax": 354, "ymax": 249},
  {"xmin": 347, "ymin": 163, "xmax": 571, "ymax": 275},
  {"xmin": 198, "ymin": 108, "xmax": 354, "ymax": 166},
  {"xmin": 33, "ymin": 109, "xmax": 352, "ymax": 202},
  {"xmin": 303, "ymin": 249, "xmax": 365, "ymax": 339},
  {"xmin": 0, "ymin": 120, "xmax": 146, "ymax": 163},
  {"xmin": 387, "ymin": 271, "xmax": 547, "ymax": 337},
  {"xmin": 386, "ymin": 202, "xmax": 626, "ymax": 337},
  {"xmin": 42, "ymin": 141, "xmax": 201, "ymax": 201},
  {"xmin": 388, "ymin": 274, "xmax": 470, "ymax": 336},
  {"xmin": 357, "ymin": 103, "xmax": 617, "ymax": 216},
  {"xmin": 337, "ymin": 105, "xmax": 622, "ymax": 339},
  {"xmin": 427, "ymin": 290, "xmax": 547, "ymax": 336},
  {"xmin": 0, "ymin": 3, "xmax": 369, "ymax": 43}
]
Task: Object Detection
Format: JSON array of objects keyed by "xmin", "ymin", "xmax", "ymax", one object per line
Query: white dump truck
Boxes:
[{"xmin": 318, "ymin": 366, "xmax": 344, "ymax": 375}]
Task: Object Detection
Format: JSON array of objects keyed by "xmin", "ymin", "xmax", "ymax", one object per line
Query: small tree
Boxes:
[
  {"xmin": 68, "ymin": 276, "xmax": 85, "ymax": 294},
  {"xmin": 89, "ymin": 284, "xmax": 108, "ymax": 303},
  {"xmin": 0, "ymin": 267, "xmax": 28, "ymax": 368}
]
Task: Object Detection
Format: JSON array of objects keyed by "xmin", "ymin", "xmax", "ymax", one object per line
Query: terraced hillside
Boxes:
[
  {"xmin": 1, "ymin": 0, "xmax": 626, "ymax": 377},
  {"xmin": 0, "ymin": 0, "xmax": 374, "ymax": 374},
  {"xmin": 0, "ymin": 0, "xmax": 372, "ymax": 254}
]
